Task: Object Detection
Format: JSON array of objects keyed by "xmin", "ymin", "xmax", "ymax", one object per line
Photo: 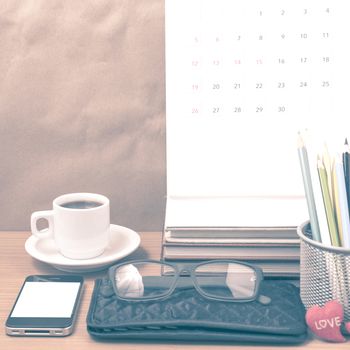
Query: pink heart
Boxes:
[{"xmin": 305, "ymin": 300, "xmax": 346, "ymax": 342}]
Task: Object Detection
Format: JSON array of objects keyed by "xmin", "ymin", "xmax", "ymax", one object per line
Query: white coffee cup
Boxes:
[{"xmin": 31, "ymin": 193, "xmax": 110, "ymax": 259}]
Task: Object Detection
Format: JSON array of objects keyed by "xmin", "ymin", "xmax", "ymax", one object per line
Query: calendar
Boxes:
[{"xmin": 165, "ymin": 0, "xmax": 350, "ymax": 227}]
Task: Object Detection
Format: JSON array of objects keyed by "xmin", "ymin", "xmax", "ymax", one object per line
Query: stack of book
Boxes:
[{"xmin": 162, "ymin": 227, "xmax": 300, "ymax": 277}]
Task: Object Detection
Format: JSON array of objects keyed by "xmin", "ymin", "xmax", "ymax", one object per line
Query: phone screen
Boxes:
[
  {"xmin": 11, "ymin": 281, "xmax": 81, "ymax": 318},
  {"xmin": 6, "ymin": 275, "xmax": 84, "ymax": 336}
]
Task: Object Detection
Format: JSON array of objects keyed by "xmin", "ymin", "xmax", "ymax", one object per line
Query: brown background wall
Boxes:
[{"xmin": 0, "ymin": 0, "xmax": 166, "ymax": 231}]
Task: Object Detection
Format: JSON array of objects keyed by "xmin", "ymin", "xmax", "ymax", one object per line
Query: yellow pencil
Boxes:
[
  {"xmin": 318, "ymin": 156, "xmax": 340, "ymax": 246},
  {"xmin": 322, "ymin": 143, "xmax": 333, "ymax": 205},
  {"xmin": 331, "ymin": 158, "xmax": 343, "ymax": 245}
]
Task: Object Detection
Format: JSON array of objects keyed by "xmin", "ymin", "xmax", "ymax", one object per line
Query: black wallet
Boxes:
[{"xmin": 87, "ymin": 278, "xmax": 307, "ymax": 344}]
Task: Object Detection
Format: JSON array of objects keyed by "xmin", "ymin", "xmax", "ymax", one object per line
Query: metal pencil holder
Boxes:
[{"xmin": 297, "ymin": 221, "xmax": 350, "ymax": 321}]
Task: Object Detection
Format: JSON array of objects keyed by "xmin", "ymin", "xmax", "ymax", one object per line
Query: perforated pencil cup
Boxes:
[{"xmin": 297, "ymin": 221, "xmax": 350, "ymax": 322}]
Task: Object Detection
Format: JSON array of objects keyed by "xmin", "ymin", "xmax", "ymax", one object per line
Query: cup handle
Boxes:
[{"xmin": 31, "ymin": 210, "xmax": 54, "ymax": 239}]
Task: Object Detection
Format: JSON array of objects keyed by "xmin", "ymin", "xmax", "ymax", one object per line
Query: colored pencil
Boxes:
[
  {"xmin": 322, "ymin": 143, "xmax": 333, "ymax": 204},
  {"xmin": 318, "ymin": 156, "xmax": 340, "ymax": 247},
  {"xmin": 333, "ymin": 154, "xmax": 350, "ymax": 248},
  {"xmin": 297, "ymin": 133, "xmax": 321, "ymax": 242},
  {"xmin": 301, "ymin": 130, "xmax": 331, "ymax": 246},
  {"xmin": 343, "ymin": 138, "xmax": 350, "ymax": 216}
]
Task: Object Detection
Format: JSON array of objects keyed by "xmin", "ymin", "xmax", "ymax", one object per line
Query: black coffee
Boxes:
[{"xmin": 60, "ymin": 200, "xmax": 103, "ymax": 209}]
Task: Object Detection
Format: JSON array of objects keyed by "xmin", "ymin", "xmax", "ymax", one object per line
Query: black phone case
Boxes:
[{"xmin": 86, "ymin": 278, "xmax": 307, "ymax": 344}]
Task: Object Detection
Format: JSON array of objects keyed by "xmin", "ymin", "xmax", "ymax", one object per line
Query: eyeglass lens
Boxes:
[
  {"xmin": 114, "ymin": 262, "xmax": 176, "ymax": 299},
  {"xmin": 194, "ymin": 262, "xmax": 257, "ymax": 300}
]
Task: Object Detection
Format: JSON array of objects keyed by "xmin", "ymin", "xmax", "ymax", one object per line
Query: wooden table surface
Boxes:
[{"xmin": 0, "ymin": 231, "xmax": 349, "ymax": 349}]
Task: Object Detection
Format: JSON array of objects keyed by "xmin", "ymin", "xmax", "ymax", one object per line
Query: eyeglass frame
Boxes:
[{"xmin": 108, "ymin": 259, "xmax": 267, "ymax": 303}]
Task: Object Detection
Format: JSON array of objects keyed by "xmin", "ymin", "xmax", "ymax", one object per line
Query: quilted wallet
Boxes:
[{"xmin": 87, "ymin": 278, "xmax": 307, "ymax": 344}]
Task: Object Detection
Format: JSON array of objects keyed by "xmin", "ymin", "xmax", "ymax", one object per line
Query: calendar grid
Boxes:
[{"xmin": 167, "ymin": 0, "xmax": 337, "ymax": 120}]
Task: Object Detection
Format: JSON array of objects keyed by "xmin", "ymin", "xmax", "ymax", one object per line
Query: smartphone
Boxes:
[{"xmin": 6, "ymin": 275, "xmax": 84, "ymax": 336}]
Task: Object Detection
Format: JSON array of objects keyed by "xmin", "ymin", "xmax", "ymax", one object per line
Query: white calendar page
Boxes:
[{"xmin": 165, "ymin": 0, "xmax": 350, "ymax": 227}]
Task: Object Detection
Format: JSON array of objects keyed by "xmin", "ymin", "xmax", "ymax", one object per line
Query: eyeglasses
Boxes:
[{"xmin": 108, "ymin": 259, "xmax": 270, "ymax": 304}]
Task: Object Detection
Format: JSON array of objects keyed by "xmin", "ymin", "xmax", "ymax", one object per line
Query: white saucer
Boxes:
[{"xmin": 25, "ymin": 224, "xmax": 141, "ymax": 273}]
